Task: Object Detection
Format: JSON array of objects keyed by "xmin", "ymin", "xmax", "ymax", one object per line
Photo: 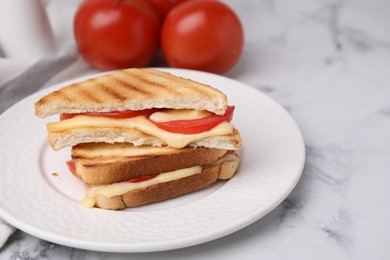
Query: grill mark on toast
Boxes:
[
  {"xmin": 77, "ymin": 86, "xmax": 103, "ymax": 103},
  {"xmin": 47, "ymin": 90, "xmax": 75, "ymax": 102},
  {"xmin": 135, "ymin": 73, "xmax": 181, "ymax": 95},
  {"xmin": 110, "ymin": 73, "xmax": 153, "ymax": 97},
  {"xmin": 144, "ymin": 69, "xmax": 214, "ymax": 97},
  {"xmin": 174, "ymin": 76, "xmax": 214, "ymax": 98},
  {"xmin": 94, "ymin": 80, "xmax": 128, "ymax": 102},
  {"xmin": 36, "ymin": 68, "xmax": 227, "ymax": 117}
]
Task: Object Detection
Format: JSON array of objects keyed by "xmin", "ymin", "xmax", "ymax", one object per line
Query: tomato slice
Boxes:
[
  {"xmin": 66, "ymin": 159, "xmax": 157, "ymax": 183},
  {"xmin": 128, "ymin": 175, "xmax": 158, "ymax": 183},
  {"xmin": 149, "ymin": 106, "xmax": 235, "ymax": 134},
  {"xmin": 66, "ymin": 160, "xmax": 81, "ymax": 180},
  {"xmin": 60, "ymin": 109, "xmax": 157, "ymax": 121},
  {"xmin": 59, "ymin": 106, "xmax": 235, "ymax": 134}
]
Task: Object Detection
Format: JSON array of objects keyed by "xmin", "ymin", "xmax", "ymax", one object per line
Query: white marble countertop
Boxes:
[{"xmin": 1, "ymin": 0, "xmax": 390, "ymax": 259}]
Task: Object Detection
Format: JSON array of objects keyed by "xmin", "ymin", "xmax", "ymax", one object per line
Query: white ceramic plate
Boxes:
[{"xmin": 0, "ymin": 68, "xmax": 305, "ymax": 253}]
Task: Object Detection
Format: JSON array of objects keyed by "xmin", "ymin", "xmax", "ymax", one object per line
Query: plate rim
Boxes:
[{"xmin": 0, "ymin": 68, "xmax": 305, "ymax": 252}]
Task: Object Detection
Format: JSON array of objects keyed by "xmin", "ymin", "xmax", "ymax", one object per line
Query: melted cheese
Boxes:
[
  {"xmin": 211, "ymin": 153, "xmax": 240, "ymax": 166},
  {"xmin": 149, "ymin": 109, "xmax": 211, "ymax": 122},
  {"xmin": 82, "ymin": 165, "xmax": 202, "ymax": 208},
  {"xmin": 47, "ymin": 115, "xmax": 233, "ymax": 148}
]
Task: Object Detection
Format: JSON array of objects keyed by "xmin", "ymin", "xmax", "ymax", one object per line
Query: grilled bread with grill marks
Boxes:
[
  {"xmin": 35, "ymin": 68, "xmax": 228, "ymax": 118},
  {"xmin": 71, "ymin": 143, "xmax": 228, "ymax": 185}
]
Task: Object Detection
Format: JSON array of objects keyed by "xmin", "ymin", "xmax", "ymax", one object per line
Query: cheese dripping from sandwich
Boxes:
[
  {"xmin": 81, "ymin": 152, "xmax": 240, "ymax": 209},
  {"xmin": 47, "ymin": 107, "xmax": 235, "ymax": 149}
]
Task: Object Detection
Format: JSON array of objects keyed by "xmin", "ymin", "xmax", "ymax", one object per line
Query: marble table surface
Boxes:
[{"xmin": 1, "ymin": 0, "xmax": 390, "ymax": 259}]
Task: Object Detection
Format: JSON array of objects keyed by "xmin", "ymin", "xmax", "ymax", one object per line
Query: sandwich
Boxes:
[
  {"xmin": 70, "ymin": 143, "xmax": 240, "ymax": 210},
  {"xmin": 35, "ymin": 68, "xmax": 241, "ymax": 150},
  {"xmin": 35, "ymin": 68, "xmax": 242, "ymax": 210}
]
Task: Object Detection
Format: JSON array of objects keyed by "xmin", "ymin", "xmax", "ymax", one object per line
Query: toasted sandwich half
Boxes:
[
  {"xmin": 35, "ymin": 68, "xmax": 241, "ymax": 151},
  {"xmin": 70, "ymin": 143, "xmax": 240, "ymax": 210}
]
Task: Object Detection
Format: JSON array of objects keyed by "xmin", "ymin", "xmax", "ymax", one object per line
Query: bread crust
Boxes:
[
  {"xmin": 91, "ymin": 157, "xmax": 239, "ymax": 210},
  {"xmin": 49, "ymin": 127, "xmax": 242, "ymax": 151},
  {"xmin": 35, "ymin": 68, "xmax": 227, "ymax": 118},
  {"xmin": 72, "ymin": 144, "xmax": 227, "ymax": 185}
]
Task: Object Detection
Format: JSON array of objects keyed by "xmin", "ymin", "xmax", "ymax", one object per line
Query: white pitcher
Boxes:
[{"xmin": 0, "ymin": 0, "xmax": 56, "ymax": 60}]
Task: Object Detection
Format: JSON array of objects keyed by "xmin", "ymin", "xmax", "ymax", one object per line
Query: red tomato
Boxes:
[
  {"xmin": 59, "ymin": 109, "xmax": 157, "ymax": 121},
  {"xmin": 161, "ymin": 0, "xmax": 244, "ymax": 74},
  {"xmin": 149, "ymin": 106, "xmax": 235, "ymax": 134},
  {"xmin": 145, "ymin": 0, "xmax": 191, "ymax": 20},
  {"xmin": 128, "ymin": 175, "xmax": 159, "ymax": 183},
  {"xmin": 74, "ymin": 0, "xmax": 161, "ymax": 71},
  {"xmin": 66, "ymin": 160, "xmax": 81, "ymax": 179}
]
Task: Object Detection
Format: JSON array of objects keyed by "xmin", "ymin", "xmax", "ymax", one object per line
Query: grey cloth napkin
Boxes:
[
  {"xmin": 0, "ymin": 219, "xmax": 14, "ymax": 248},
  {"xmin": 0, "ymin": 51, "xmax": 78, "ymax": 114},
  {"xmin": 0, "ymin": 48, "xmax": 95, "ymax": 248}
]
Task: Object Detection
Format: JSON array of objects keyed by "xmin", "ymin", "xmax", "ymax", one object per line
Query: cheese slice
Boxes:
[
  {"xmin": 149, "ymin": 109, "xmax": 211, "ymax": 122},
  {"xmin": 82, "ymin": 165, "xmax": 202, "ymax": 208},
  {"xmin": 47, "ymin": 115, "xmax": 234, "ymax": 148},
  {"xmin": 81, "ymin": 153, "xmax": 240, "ymax": 208}
]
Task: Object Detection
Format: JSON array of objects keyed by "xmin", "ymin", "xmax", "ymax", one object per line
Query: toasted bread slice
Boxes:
[
  {"xmin": 86, "ymin": 154, "xmax": 240, "ymax": 210},
  {"xmin": 72, "ymin": 143, "xmax": 228, "ymax": 185},
  {"xmin": 35, "ymin": 68, "xmax": 227, "ymax": 118},
  {"xmin": 48, "ymin": 127, "xmax": 242, "ymax": 151}
]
